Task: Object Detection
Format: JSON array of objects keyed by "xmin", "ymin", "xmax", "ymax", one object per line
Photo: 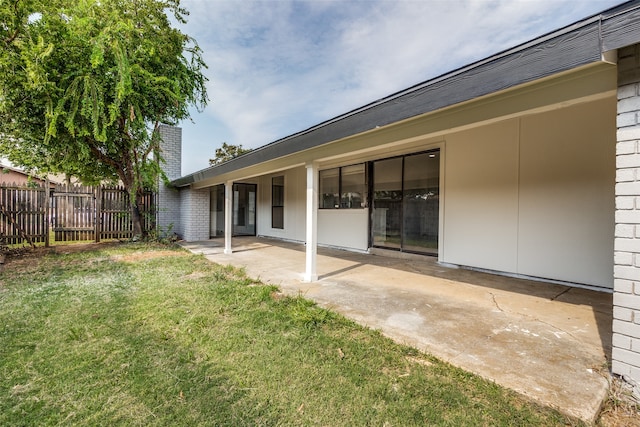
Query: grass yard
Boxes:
[{"xmin": 0, "ymin": 243, "xmax": 581, "ymax": 426}]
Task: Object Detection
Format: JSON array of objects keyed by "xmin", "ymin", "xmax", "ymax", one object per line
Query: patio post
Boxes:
[
  {"xmin": 304, "ymin": 162, "xmax": 318, "ymax": 282},
  {"xmin": 224, "ymin": 181, "xmax": 233, "ymax": 254}
]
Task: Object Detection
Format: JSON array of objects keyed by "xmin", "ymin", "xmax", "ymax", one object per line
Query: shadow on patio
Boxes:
[{"xmin": 181, "ymin": 236, "xmax": 612, "ymax": 423}]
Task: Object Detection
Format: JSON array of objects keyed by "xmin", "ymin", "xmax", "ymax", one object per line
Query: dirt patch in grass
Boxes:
[
  {"xmin": 0, "ymin": 247, "xmax": 54, "ymax": 279},
  {"xmin": 406, "ymin": 355, "xmax": 434, "ymax": 367},
  {"xmin": 0, "ymin": 242, "xmax": 187, "ymax": 284},
  {"xmin": 110, "ymin": 250, "xmax": 188, "ymax": 263},
  {"xmin": 2, "ymin": 246, "xmax": 51, "ymax": 264},
  {"xmin": 53, "ymin": 241, "xmax": 122, "ymax": 254},
  {"xmin": 183, "ymin": 271, "xmax": 207, "ymax": 280},
  {"xmin": 2, "ymin": 242, "xmax": 118, "ymax": 266}
]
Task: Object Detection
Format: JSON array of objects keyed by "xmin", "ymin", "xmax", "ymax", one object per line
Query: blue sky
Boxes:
[{"xmin": 176, "ymin": 0, "xmax": 625, "ymax": 175}]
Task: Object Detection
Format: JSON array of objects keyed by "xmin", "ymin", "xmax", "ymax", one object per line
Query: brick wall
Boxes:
[
  {"xmin": 614, "ymin": 43, "xmax": 640, "ymax": 396},
  {"xmin": 157, "ymin": 124, "xmax": 182, "ymax": 236},
  {"xmin": 180, "ymin": 187, "xmax": 210, "ymax": 241}
]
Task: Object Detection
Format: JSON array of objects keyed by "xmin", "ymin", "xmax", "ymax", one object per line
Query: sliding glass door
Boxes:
[
  {"xmin": 402, "ymin": 152, "xmax": 439, "ymax": 254},
  {"xmin": 371, "ymin": 150, "xmax": 439, "ymax": 255},
  {"xmin": 372, "ymin": 158, "xmax": 402, "ymax": 249}
]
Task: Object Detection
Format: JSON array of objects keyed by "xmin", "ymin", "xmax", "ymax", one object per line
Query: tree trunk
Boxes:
[
  {"xmin": 131, "ymin": 202, "xmax": 144, "ymax": 239},
  {"xmin": 122, "ymin": 162, "xmax": 148, "ymax": 239},
  {"xmin": 128, "ymin": 186, "xmax": 146, "ymax": 240},
  {"xmin": 131, "ymin": 189, "xmax": 149, "ymax": 238}
]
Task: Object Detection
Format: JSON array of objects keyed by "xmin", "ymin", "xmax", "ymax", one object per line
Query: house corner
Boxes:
[{"xmin": 613, "ymin": 43, "xmax": 640, "ymax": 398}]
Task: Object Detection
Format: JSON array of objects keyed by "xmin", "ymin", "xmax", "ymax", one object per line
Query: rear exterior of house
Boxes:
[{"xmin": 159, "ymin": 1, "xmax": 640, "ymax": 395}]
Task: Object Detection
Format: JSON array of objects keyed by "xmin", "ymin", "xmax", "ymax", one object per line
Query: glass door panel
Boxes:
[
  {"xmin": 402, "ymin": 152, "xmax": 439, "ymax": 254},
  {"xmin": 210, "ymin": 184, "xmax": 225, "ymax": 237},
  {"xmin": 372, "ymin": 158, "xmax": 402, "ymax": 249},
  {"xmin": 233, "ymin": 183, "xmax": 257, "ymax": 236}
]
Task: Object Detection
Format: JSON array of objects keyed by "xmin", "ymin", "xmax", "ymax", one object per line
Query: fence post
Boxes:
[
  {"xmin": 44, "ymin": 179, "xmax": 50, "ymax": 247},
  {"xmin": 95, "ymin": 185, "xmax": 101, "ymax": 243}
]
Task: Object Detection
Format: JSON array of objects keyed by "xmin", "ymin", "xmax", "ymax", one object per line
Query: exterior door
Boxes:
[
  {"xmin": 371, "ymin": 150, "xmax": 439, "ymax": 254},
  {"xmin": 210, "ymin": 185, "xmax": 224, "ymax": 237},
  {"xmin": 402, "ymin": 152, "xmax": 439, "ymax": 254},
  {"xmin": 232, "ymin": 183, "xmax": 256, "ymax": 236},
  {"xmin": 372, "ymin": 158, "xmax": 402, "ymax": 249}
]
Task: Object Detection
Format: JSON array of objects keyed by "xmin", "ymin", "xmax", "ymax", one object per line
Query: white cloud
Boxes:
[{"xmin": 178, "ymin": 0, "xmax": 623, "ymax": 174}]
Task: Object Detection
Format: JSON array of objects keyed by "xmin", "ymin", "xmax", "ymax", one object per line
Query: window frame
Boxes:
[
  {"xmin": 271, "ymin": 175, "xmax": 284, "ymax": 229},
  {"xmin": 319, "ymin": 163, "xmax": 367, "ymax": 209}
]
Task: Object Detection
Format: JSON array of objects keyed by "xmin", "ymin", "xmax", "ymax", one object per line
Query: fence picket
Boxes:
[
  {"xmin": 0, "ymin": 183, "xmax": 155, "ymax": 245},
  {"xmin": 0, "ymin": 183, "xmax": 46, "ymax": 246}
]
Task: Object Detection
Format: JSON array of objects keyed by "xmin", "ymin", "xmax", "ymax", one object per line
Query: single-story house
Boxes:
[
  {"xmin": 0, "ymin": 163, "xmax": 59, "ymax": 188},
  {"xmin": 158, "ymin": 1, "xmax": 640, "ymax": 395}
]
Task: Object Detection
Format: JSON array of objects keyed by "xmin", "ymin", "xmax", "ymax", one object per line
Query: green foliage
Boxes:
[
  {"xmin": 209, "ymin": 142, "xmax": 252, "ymax": 166},
  {"xmin": 145, "ymin": 221, "xmax": 178, "ymax": 244},
  {"xmin": 0, "ymin": 0, "xmax": 208, "ymax": 236}
]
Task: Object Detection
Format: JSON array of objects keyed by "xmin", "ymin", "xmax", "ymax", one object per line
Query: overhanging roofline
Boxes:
[{"xmin": 173, "ymin": 0, "xmax": 640, "ymax": 188}]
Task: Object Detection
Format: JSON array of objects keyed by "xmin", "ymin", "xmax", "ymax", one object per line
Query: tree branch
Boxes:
[
  {"xmin": 88, "ymin": 142, "xmax": 119, "ymax": 170},
  {"xmin": 4, "ymin": 0, "xmax": 24, "ymax": 45},
  {"xmin": 4, "ymin": 28, "xmax": 20, "ymax": 45}
]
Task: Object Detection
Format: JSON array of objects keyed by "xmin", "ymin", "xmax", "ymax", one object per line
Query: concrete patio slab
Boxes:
[{"xmin": 181, "ymin": 237, "xmax": 613, "ymax": 423}]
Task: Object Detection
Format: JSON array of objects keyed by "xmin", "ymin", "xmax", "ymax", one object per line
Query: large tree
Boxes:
[
  {"xmin": 0, "ymin": 0, "xmax": 207, "ymax": 237},
  {"xmin": 209, "ymin": 142, "xmax": 251, "ymax": 166}
]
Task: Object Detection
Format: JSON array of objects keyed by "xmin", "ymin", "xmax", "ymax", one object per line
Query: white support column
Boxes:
[
  {"xmin": 224, "ymin": 181, "xmax": 233, "ymax": 254},
  {"xmin": 304, "ymin": 162, "xmax": 319, "ymax": 282}
]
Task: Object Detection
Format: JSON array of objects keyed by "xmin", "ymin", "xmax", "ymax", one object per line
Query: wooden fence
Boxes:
[
  {"xmin": 0, "ymin": 183, "xmax": 155, "ymax": 246},
  {"xmin": 0, "ymin": 183, "xmax": 48, "ymax": 246}
]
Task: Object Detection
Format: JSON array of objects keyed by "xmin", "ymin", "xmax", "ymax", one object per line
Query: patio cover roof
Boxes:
[{"xmin": 172, "ymin": 0, "xmax": 640, "ymax": 188}]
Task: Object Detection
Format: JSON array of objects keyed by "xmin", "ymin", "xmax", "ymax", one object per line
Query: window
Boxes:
[
  {"xmin": 319, "ymin": 163, "xmax": 367, "ymax": 209},
  {"xmin": 272, "ymin": 175, "xmax": 284, "ymax": 229},
  {"xmin": 319, "ymin": 168, "xmax": 339, "ymax": 208},
  {"xmin": 340, "ymin": 164, "xmax": 366, "ymax": 208}
]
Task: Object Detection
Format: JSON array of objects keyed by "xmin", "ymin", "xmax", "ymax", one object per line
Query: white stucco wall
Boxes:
[
  {"xmin": 257, "ymin": 166, "xmax": 306, "ymax": 242},
  {"xmin": 442, "ymin": 119, "xmax": 520, "ymax": 272},
  {"xmin": 318, "ymin": 209, "xmax": 368, "ymax": 251},
  {"xmin": 443, "ymin": 97, "xmax": 615, "ymax": 288},
  {"xmin": 517, "ymin": 99, "xmax": 615, "ymax": 286}
]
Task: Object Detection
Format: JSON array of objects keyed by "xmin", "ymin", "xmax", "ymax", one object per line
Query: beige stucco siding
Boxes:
[
  {"xmin": 442, "ymin": 119, "xmax": 520, "ymax": 273},
  {"xmin": 442, "ymin": 98, "xmax": 615, "ymax": 287},
  {"xmin": 318, "ymin": 209, "xmax": 368, "ymax": 250},
  {"xmin": 256, "ymin": 166, "xmax": 306, "ymax": 242},
  {"xmin": 517, "ymin": 98, "xmax": 615, "ymax": 286}
]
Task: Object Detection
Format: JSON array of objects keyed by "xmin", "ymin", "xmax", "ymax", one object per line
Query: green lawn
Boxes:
[{"xmin": 0, "ymin": 243, "xmax": 580, "ymax": 426}]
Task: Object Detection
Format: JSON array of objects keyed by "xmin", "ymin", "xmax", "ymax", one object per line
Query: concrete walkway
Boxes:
[{"xmin": 181, "ymin": 237, "xmax": 613, "ymax": 423}]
